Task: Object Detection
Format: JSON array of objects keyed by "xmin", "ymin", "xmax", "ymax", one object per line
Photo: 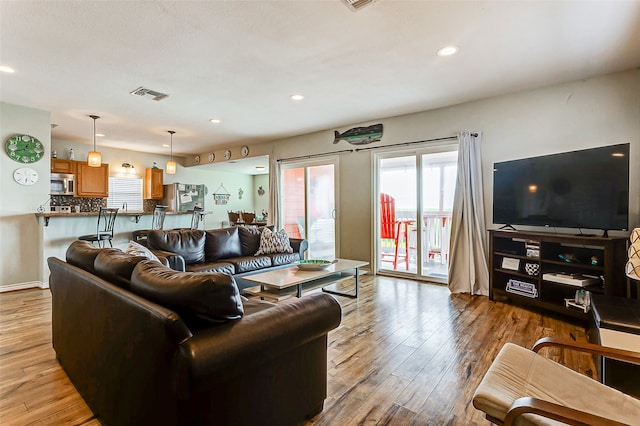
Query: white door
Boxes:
[
  {"xmin": 280, "ymin": 159, "xmax": 338, "ymax": 260},
  {"xmin": 376, "ymin": 146, "xmax": 457, "ymax": 283}
]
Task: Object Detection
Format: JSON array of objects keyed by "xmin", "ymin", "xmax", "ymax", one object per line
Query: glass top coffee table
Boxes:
[{"xmin": 242, "ymin": 259, "xmax": 368, "ymax": 302}]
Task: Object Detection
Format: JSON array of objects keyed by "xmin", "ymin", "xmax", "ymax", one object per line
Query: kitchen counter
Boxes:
[{"xmin": 36, "ymin": 210, "xmax": 194, "ymax": 226}]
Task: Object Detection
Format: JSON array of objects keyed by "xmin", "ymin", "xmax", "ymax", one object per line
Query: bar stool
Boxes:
[
  {"xmin": 190, "ymin": 206, "xmax": 204, "ymax": 229},
  {"xmin": 132, "ymin": 205, "xmax": 167, "ymax": 242},
  {"xmin": 79, "ymin": 207, "xmax": 119, "ymax": 248}
]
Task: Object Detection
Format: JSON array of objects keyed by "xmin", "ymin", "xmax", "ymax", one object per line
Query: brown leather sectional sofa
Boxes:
[
  {"xmin": 48, "ymin": 240, "xmax": 341, "ymax": 426},
  {"xmin": 145, "ymin": 227, "xmax": 308, "ymax": 292}
]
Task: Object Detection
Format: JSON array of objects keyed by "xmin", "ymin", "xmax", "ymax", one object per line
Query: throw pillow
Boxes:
[
  {"xmin": 130, "ymin": 260, "xmax": 244, "ymax": 324},
  {"xmin": 255, "ymin": 227, "xmax": 293, "ymax": 255},
  {"xmin": 125, "ymin": 240, "xmax": 161, "ymax": 263}
]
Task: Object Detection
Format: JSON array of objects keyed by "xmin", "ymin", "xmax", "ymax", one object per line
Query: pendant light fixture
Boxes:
[
  {"xmin": 166, "ymin": 130, "xmax": 177, "ymax": 174},
  {"xmin": 87, "ymin": 115, "xmax": 102, "ymax": 167}
]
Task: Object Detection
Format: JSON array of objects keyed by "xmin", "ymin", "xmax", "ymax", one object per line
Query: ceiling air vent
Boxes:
[
  {"xmin": 129, "ymin": 86, "xmax": 169, "ymax": 101},
  {"xmin": 341, "ymin": 0, "xmax": 376, "ymax": 11}
]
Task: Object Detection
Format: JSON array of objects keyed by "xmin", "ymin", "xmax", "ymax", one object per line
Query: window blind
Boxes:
[{"xmin": 107, "ymin": 177, "xmax": 143, "ymax": 211}]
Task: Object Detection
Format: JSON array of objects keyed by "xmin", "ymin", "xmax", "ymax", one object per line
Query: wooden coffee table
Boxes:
[{"xmin": 242, "ymin": 259, "xmax": 368, "ymax": 302}]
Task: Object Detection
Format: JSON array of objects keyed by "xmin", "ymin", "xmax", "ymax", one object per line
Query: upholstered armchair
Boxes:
[{"xmin": 473, "ymin": 337, "xmax": 640, "ymax": 425}]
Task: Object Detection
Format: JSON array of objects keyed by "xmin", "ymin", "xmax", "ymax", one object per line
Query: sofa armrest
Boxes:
[
  {"xmin": 179, "ymin": 292, "xmax": 341, "ymax": 392},
  {"xmin": 148, "ymin": 248, "xmax": 186, "ymax": 272},
  {"xmin": 290, "ymin": 238, "xmax": 308, "ymax": 259}
]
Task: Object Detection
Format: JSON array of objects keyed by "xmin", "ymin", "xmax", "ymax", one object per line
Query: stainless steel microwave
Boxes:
[{"xmin": 50, "ymin": 173, "xmax": 75, "ymax": 195}]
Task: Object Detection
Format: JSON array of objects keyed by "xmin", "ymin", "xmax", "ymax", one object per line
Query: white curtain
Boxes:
[
  {"xmin": 448, "ymin": 131, "xmax": 490, "ymax": 295},
  {"xmin": 269, "ymin": 158, "xmax": 281, "ymax": 229}
]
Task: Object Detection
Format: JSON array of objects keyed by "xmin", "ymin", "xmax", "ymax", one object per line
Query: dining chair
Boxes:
[
  {"xmin": 241, "ymin": 211, "xmax": 256, "ymax": 225},
  {"xmin": 132, "ymin": 205, "xmax": 167, "ymax": 242},
  {"xmin": 228, "ymin": 211, "xmax": 240, "ymax": 226},
  {"xmin": 79, "ymin": 207, "xmax": 119, "ymax": 247}
]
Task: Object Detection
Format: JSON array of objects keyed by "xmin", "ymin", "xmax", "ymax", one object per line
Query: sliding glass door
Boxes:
[
  {"xmin": 376, "ymin": 147, "xmax": 457, "ymax": 282},
  {"xmin": 281, "ymin": 159, "xmax": 338, "ymax": 260}
]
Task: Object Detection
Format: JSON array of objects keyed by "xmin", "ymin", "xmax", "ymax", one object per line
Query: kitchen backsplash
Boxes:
[{"xmin": 50, "ymin": 196, "xmax": 160, "ymax": 213}]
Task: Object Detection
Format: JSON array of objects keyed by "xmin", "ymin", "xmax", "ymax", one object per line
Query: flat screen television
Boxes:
[{"xmin": 493, "ymin": 143, "xmax": 629, "ymax": 232}]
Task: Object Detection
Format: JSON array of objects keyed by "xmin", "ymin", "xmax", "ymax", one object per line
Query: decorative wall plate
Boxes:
[
  {"xmin": 5, "ymin": 134, "xmax": 45, "ymax": 163},
  {"xmin": 194, "ymin": 155, "xmax": 201, "ymax": 164},
  {"xmin": 241, "ymin": 145, "xmax": 249, "ymax": 157},
  {"xmin": 208, "ymin": 153, "xmax": 215, "ymax": 162},
  {"xmin": 224, "ymin": 150, "xmax": 232, "ymax": 160},
  {"xmin": 13, "ymin": 167, "xmax": 39, "ymax": 185}
]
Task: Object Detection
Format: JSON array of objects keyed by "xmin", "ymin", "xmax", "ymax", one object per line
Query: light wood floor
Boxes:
[{"xmin": 0, "ymin": 275, "xmax": 595, "ymax": 425}]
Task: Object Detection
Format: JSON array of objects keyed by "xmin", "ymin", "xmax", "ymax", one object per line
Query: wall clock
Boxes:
[
  {"xmin": 208, "ymin": 153, "xmax": 215, "ymax": 163},
  {"xmin": 224, "ymin": 150, "xmax": 232, "ymax": 160},
  {"xmin": 13, "ymin": 167, "xmax": 39, "ymax": 185},
  {"xmin": 194, "ymin": 155, "xmax": 201, "ymax": 165},
  {"xmin": 5, "ymin": 134, "xmax": 45, "ymax": 164},
  {"xmin": 241, "ymin": 146, "xmax": 249, "ymax": 157}
]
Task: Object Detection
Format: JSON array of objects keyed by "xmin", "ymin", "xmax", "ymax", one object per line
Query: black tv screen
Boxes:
[{"xmin": 493, "ymin": 143, "xmax": 629, "ymax": 231}]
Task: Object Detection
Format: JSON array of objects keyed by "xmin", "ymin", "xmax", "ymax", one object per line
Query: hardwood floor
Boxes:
[{"xmin": 0, "ymin": 276, "xmax": 595, "ymax": 425}]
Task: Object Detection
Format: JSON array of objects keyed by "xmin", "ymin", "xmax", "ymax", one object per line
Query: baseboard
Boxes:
[{"xmin": 0, "ymin": 281, "xmax": 49, "ymax": 293}]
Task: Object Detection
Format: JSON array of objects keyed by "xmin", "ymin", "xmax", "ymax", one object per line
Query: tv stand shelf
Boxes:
[{"xmin": 489, "ymin": 230, "xmax": 628, "ymax": 320}]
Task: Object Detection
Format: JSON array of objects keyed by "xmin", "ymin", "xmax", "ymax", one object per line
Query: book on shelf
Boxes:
[{"xmin": 542, "ymin": 272, "xmax": 601, "ymax": 287}]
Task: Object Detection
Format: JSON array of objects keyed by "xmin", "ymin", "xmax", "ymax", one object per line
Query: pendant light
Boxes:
[
  {"xmin": 87, "ymin": 115, "xmax": 102, "ymax": 167},
  {"xmin": 166, "ymin": 130, "xmax": 177, "ymax": 174}
]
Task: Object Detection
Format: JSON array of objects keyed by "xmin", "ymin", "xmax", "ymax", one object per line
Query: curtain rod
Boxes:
[{"xmin": 277, "ymin": 133, "xmax": 477, "ymax": 162}]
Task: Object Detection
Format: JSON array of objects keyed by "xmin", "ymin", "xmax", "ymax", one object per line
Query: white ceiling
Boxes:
[{"xmin": 2, "ymin": 1, "xmax": 640, "ymax": 158}]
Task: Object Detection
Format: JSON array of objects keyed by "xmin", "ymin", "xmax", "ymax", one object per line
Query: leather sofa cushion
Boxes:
[
  {"xmin": 226, "ymin": 255, "xmax": 272, "ymax": 274},
  {"xmin": 186, "ymin": 262, "xmax": 235, "ymax": 275},
  {"xmin": 94, "ymin": 251, "xmax": 148, "ymax": 290},
  {"xmin": 268, "ymin": 252, "xmax": 301, "ymax": 266},
  {"xmin": 66, "ymin": 240, "xmax": 121, "ymax": 275},
  {"xmin": 131, "ymin": 260, "xmax": 244, "ymax": 324},
  {"xmin": 205, "ymin": 228, "xmax": 242, "ymax": 261},
  {"xmin": 148, "ymin": 229, "xmax": 206, "ymax": 264},
  {"xmin": 238, "ymin": 226, "xmax": 262, "ymax": 256}
]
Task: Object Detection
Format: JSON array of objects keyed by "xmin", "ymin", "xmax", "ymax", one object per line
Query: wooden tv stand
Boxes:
[{"xmin": 489, "ymin": 229, "xmax": 628, "ymax": 321}]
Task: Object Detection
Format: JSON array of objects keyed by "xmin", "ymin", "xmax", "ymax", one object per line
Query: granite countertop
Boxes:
[
  {"xmin": 35, "ymin": 210, "xmax": 194, "ymax": 226},
  {"xmin": 35, "ymin": 211, "xmax": 192, "ymax": 218}
]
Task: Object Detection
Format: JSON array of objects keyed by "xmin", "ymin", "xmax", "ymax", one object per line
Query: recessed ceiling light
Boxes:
[
  {"xmin": 95, "ymin": 133, "xmax": 105, "ymax": 137},
  {"xmin": 290, "ymin": 93, "xmax": 304, "ymax": 101},
  {"xmin": 437, "ymin": 46, "xmax": 458, "ymax": 57},
  {"xmin": 255, "ymin": 166, "xmax": 266, "ymax": 171},
  {"xmin": 209, "ymin": 119, "xmax": 221, "ymax": 124},
  {"xmin": 612, "ymin": 152, "xmax": 625, "ymax": 157},
  {"xmin": 0, "ymin": 65, "xmax": 15, "ymax": 73},
  {"xmin": 162, "ymin": 144, "xmax": 170, "ymax": 148}
]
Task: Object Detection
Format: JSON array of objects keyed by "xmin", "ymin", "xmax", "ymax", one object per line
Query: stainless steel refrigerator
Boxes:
[{"xmin": 162, "ymin": 183, "xmax": 206, "ymax": 212}]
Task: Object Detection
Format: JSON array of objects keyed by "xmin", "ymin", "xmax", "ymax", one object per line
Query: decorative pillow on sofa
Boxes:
[
  {"xmin": 255, "ymin": 227, "xmax": 293, "ymax": 255},
  {"xmin": 125, "ymin": 240, "xmax": 160, "ymax": 262},
  {"xmin": 130, "ymin": 260, "xmax": 244, "ymax": 324}
]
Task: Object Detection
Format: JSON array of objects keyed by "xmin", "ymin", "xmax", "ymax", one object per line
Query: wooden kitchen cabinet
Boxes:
[
  {"xmin": 51, "ymin": 158, "xmax": 76, "ymax": 174},
  {"xmin": 144, "ymin": 168, "xmax": 164, "ymax": 199},
  {"xmin": 76, "ymin": 162, "xmax": 109, "ymax": 197}
]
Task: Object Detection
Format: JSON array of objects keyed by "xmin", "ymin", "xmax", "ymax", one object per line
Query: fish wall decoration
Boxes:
[{"xmin": 333, "ymin": 123, "xmax": 383, "ymax": 145}]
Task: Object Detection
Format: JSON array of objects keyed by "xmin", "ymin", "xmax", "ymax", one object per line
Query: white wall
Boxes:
[
  {"xmin": 2, "ymin": 69, "xmax": 638, "ymax": 289},
  {"xmin": 0, "ymin": 102, "xmax": 51, "ymax": 290},
  {"xmin": 268, "ymin": 70, "xmax": 640, "ymax": 263}
]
